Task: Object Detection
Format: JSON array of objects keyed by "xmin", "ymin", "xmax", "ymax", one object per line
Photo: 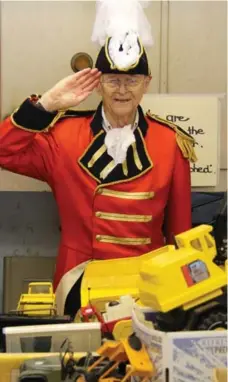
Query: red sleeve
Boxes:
[
  {"xmin": 0, "ymin": 98, "xmax": 62, "ymax": 185},
  {"xmin": 164, "ymin": 146, "xmax": 192, "ymax": 244}
]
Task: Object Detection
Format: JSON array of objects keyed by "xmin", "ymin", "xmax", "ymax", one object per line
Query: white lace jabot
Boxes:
[{"xmin": 102, "ymin": 107, "xmax": 139, "ymax": 167}]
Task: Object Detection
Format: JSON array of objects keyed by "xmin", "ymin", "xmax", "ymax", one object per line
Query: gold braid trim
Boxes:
[{"xmin": 146, "ymin": 112, "xmax": 197, "ymax": 163}]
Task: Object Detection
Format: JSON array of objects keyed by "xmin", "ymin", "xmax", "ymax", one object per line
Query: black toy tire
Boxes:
[
  {"xmin": 195, "ymin": 311, "xmax": 227, "ymax": 331},
  {"xmin": 76, "ymin": 356, "xmax": 99, "ymax": 367}
]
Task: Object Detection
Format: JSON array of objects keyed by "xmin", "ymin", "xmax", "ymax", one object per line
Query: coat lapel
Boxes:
[{"xmin": 78, "ymin": 103, "xmax": 153, "ymax": 185}]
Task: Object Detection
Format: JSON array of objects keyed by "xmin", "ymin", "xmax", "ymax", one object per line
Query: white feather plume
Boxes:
[{"xmin": 91, "ymin": 0, "xmax": 153, "ymax": 47}]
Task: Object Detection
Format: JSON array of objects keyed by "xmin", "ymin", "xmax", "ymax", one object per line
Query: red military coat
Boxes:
[{"xmin": 0, "ymin": 97, "xmax": 196, "ymax": 314}]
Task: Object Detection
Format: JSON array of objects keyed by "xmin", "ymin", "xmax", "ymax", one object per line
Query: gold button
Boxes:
[
  {"xmin": 149, "ymin": 192, "xmax": 155, "ymax": 199},
  {"xmin": 96, "ymin": 188, "xmax": 103, "ymax": 195},
  {"xmin": 95, "ymin": 212, "xmax": 101, "ymax": 217},
  {"xmin": 96, "ymin": 235, "xmax": 101, "ymax": 241}
]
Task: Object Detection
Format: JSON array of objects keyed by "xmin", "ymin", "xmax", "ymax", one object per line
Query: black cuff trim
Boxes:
[{"xmin": 12, "ymin": 98, "xmax": 59, "ymax": 132}]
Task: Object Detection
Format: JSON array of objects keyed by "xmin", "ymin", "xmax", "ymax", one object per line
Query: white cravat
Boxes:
[{"xmin": 102, "ymin": 107, "xmax": 139, "ymax": 171}]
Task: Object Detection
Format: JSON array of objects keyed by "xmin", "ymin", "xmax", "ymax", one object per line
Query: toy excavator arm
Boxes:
[{"xmin": 85, "ymin": 334, "xmax": 155, "ymax": 381}]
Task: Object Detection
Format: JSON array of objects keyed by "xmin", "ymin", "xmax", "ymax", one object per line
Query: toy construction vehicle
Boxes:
[
  {"xmin": 80, "ymin": 224, "xmax": 227, "ymax": 333},
  {"xmin": 79, "ymin": 253, "xmax": 153, "ymax": 340},
  {"xmin": 16, "ymin": 282, "xmax": 57, "ymax": 316},
  {"xmin": 78, "ymin": 296, "xmax": 134, "ymax": 340},
  {"xmin": 80, "ymin": 250, "xmax": 154, "ymax": 318},
  {"xmin": 0, "ymin": 282, "xmax": 72, "ymax": 352},
  {"xmin": 18, "ymin": 334, "xmax": 155, "ymax": 382},
  {"xmin": 139, "ymin": 224, "xmax": 227, "ymax": 331}
]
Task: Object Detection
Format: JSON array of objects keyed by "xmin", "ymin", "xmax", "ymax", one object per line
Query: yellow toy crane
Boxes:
[
  {"xmin": 16, "ymin": 282, "xmax": 57, "ymax": 316},
  {"xmin": 83, "ymin": 333, "xmax": 155, "ymax": 382}
]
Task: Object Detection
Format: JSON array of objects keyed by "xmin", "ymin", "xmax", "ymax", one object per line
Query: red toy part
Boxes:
[
  {"xmin": 80, "ymin": 304, "xmax": 105, "ymax": 324},
  {"xmin": 80, "ymin": 304, "xmax": 131, "ymax": 336},
  {"xmin": 101, "ymin": 317, "xmax": 131, "ymax": 334}
]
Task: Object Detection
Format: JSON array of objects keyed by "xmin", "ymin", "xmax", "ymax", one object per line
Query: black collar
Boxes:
[{"xmin": 78, "ymin": 103, "xmax": 152, "ymax": 186}]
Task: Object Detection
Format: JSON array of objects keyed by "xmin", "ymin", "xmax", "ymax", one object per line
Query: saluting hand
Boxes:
[{"xmin": 39, "ymin": 68, "xmax": 101, "ymax": 112}]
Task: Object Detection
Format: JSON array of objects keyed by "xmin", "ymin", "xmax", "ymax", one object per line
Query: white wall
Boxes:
[
  {"xmin": 0, "ymin": 0, "xmax": 227, "ymax": 191},
  {"xmin": 1, "ymin": 0, "xmax": 162, "ymax": 116},
  {"xmin": 167, "ymin": 0, "xmax": 227, "ymax": 176}
]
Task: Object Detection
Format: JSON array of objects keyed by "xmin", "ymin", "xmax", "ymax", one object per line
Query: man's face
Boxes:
[{"xmin": 97, "ymin": 74, "xmax": 151, "ymax": 118}]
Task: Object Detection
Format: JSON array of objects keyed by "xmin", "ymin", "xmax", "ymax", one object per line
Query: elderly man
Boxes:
[{"xmin": 0, "ymin": 5, "xmax": 196, "ymax": 315}]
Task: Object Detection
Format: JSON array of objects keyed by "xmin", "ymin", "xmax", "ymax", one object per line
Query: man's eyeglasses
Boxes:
[{"xmin": 100, "ymin": 76, "xmax": 144, "ymax": 89}]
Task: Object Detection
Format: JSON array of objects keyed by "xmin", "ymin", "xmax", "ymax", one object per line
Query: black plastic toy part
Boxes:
[
  {"xmin": 128, "ymin": 333, "xmax": 142, "ymax": 351},
  {"xmin": 213, "ymin": 193, "xmax": 227, "ymax": 265}
]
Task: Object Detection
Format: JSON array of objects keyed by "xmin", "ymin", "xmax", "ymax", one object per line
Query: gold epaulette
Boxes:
[
  {"xmin": 59, "ymin": 109, "xmax": 96, "ymax": 120},
  {"xmin": 146, "ymin": 111, "xmax": 197, "ymax": 163}
]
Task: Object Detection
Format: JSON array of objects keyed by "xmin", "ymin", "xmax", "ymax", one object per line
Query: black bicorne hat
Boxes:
[
  {"xmin": 95, "ymin": 37, "xmax": 150, "ymax": 76},
  {"xmin": 92, "ymin": 0, "xmax": 153, "ymax": 76}
]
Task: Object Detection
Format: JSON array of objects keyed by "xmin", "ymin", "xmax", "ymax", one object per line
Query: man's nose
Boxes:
[{"xmin": 119, "ymin": 82, "xmax": 126, "ymax": 93}]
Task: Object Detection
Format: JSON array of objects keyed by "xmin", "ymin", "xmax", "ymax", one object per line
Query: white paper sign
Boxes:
[
  {"xmin": 168, "ymin": 332, "xmax": 227, "ymax": 382},
  {"xmin": 132, "ymin": 307, "xmax": 227, "ymax": 382},
  {"xmin": 141, "ymin": 94, "xmax": 221, "ymax": 187}
]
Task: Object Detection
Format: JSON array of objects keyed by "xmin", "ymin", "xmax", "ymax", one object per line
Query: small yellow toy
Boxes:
[{"xmin": 16, "ymin": 282, "xmax": 57, "ymax": 316}]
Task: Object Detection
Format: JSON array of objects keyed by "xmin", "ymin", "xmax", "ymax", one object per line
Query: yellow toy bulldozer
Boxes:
[
  {"xmin": 81, "ymin": 225, "xmax": 227, "ymax": 332},
  {"xmin": 16, "ymin": 282, "xmax": 57, "ymax": 316}
]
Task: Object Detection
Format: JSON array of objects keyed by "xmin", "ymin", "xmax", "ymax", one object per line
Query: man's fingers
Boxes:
[
  {"xmin": 78, "ymin": 68, "xmax": 98, "ymax": 76},
  {"xmin": 73, "ymin": 67, "xmax": 93, "ymax": 79},
  {"xmin": 81, "ymin": 79, "xmax": 100, "ymax": 93},
  {"xmin": 77, "ymin": 70, "xmax": 101, "ymax": 88},
  {"xmin": 72, "ymin": 80, "xmax": 99, "ymax": 99},
  {"xmin": 75, "ymin": 68, "xmax": 99, "ymax": 82},
  {"xmin": 80, "ymin": 72, "xmax": 101, "ymax": 90},
  {"xmin": 61, "ymin": 68, "xmax": 94, "ymax": 87},
  {"xmin": 83, "ymin": 79, "xmax": 100, "ymax": 93},
  {"xmin": 59, "ymin": 69, "xmax": 101, "ymax": 92},
  {"xmin": 76, "ymin": 90, "xmax": 93, "ymax": 103}
]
